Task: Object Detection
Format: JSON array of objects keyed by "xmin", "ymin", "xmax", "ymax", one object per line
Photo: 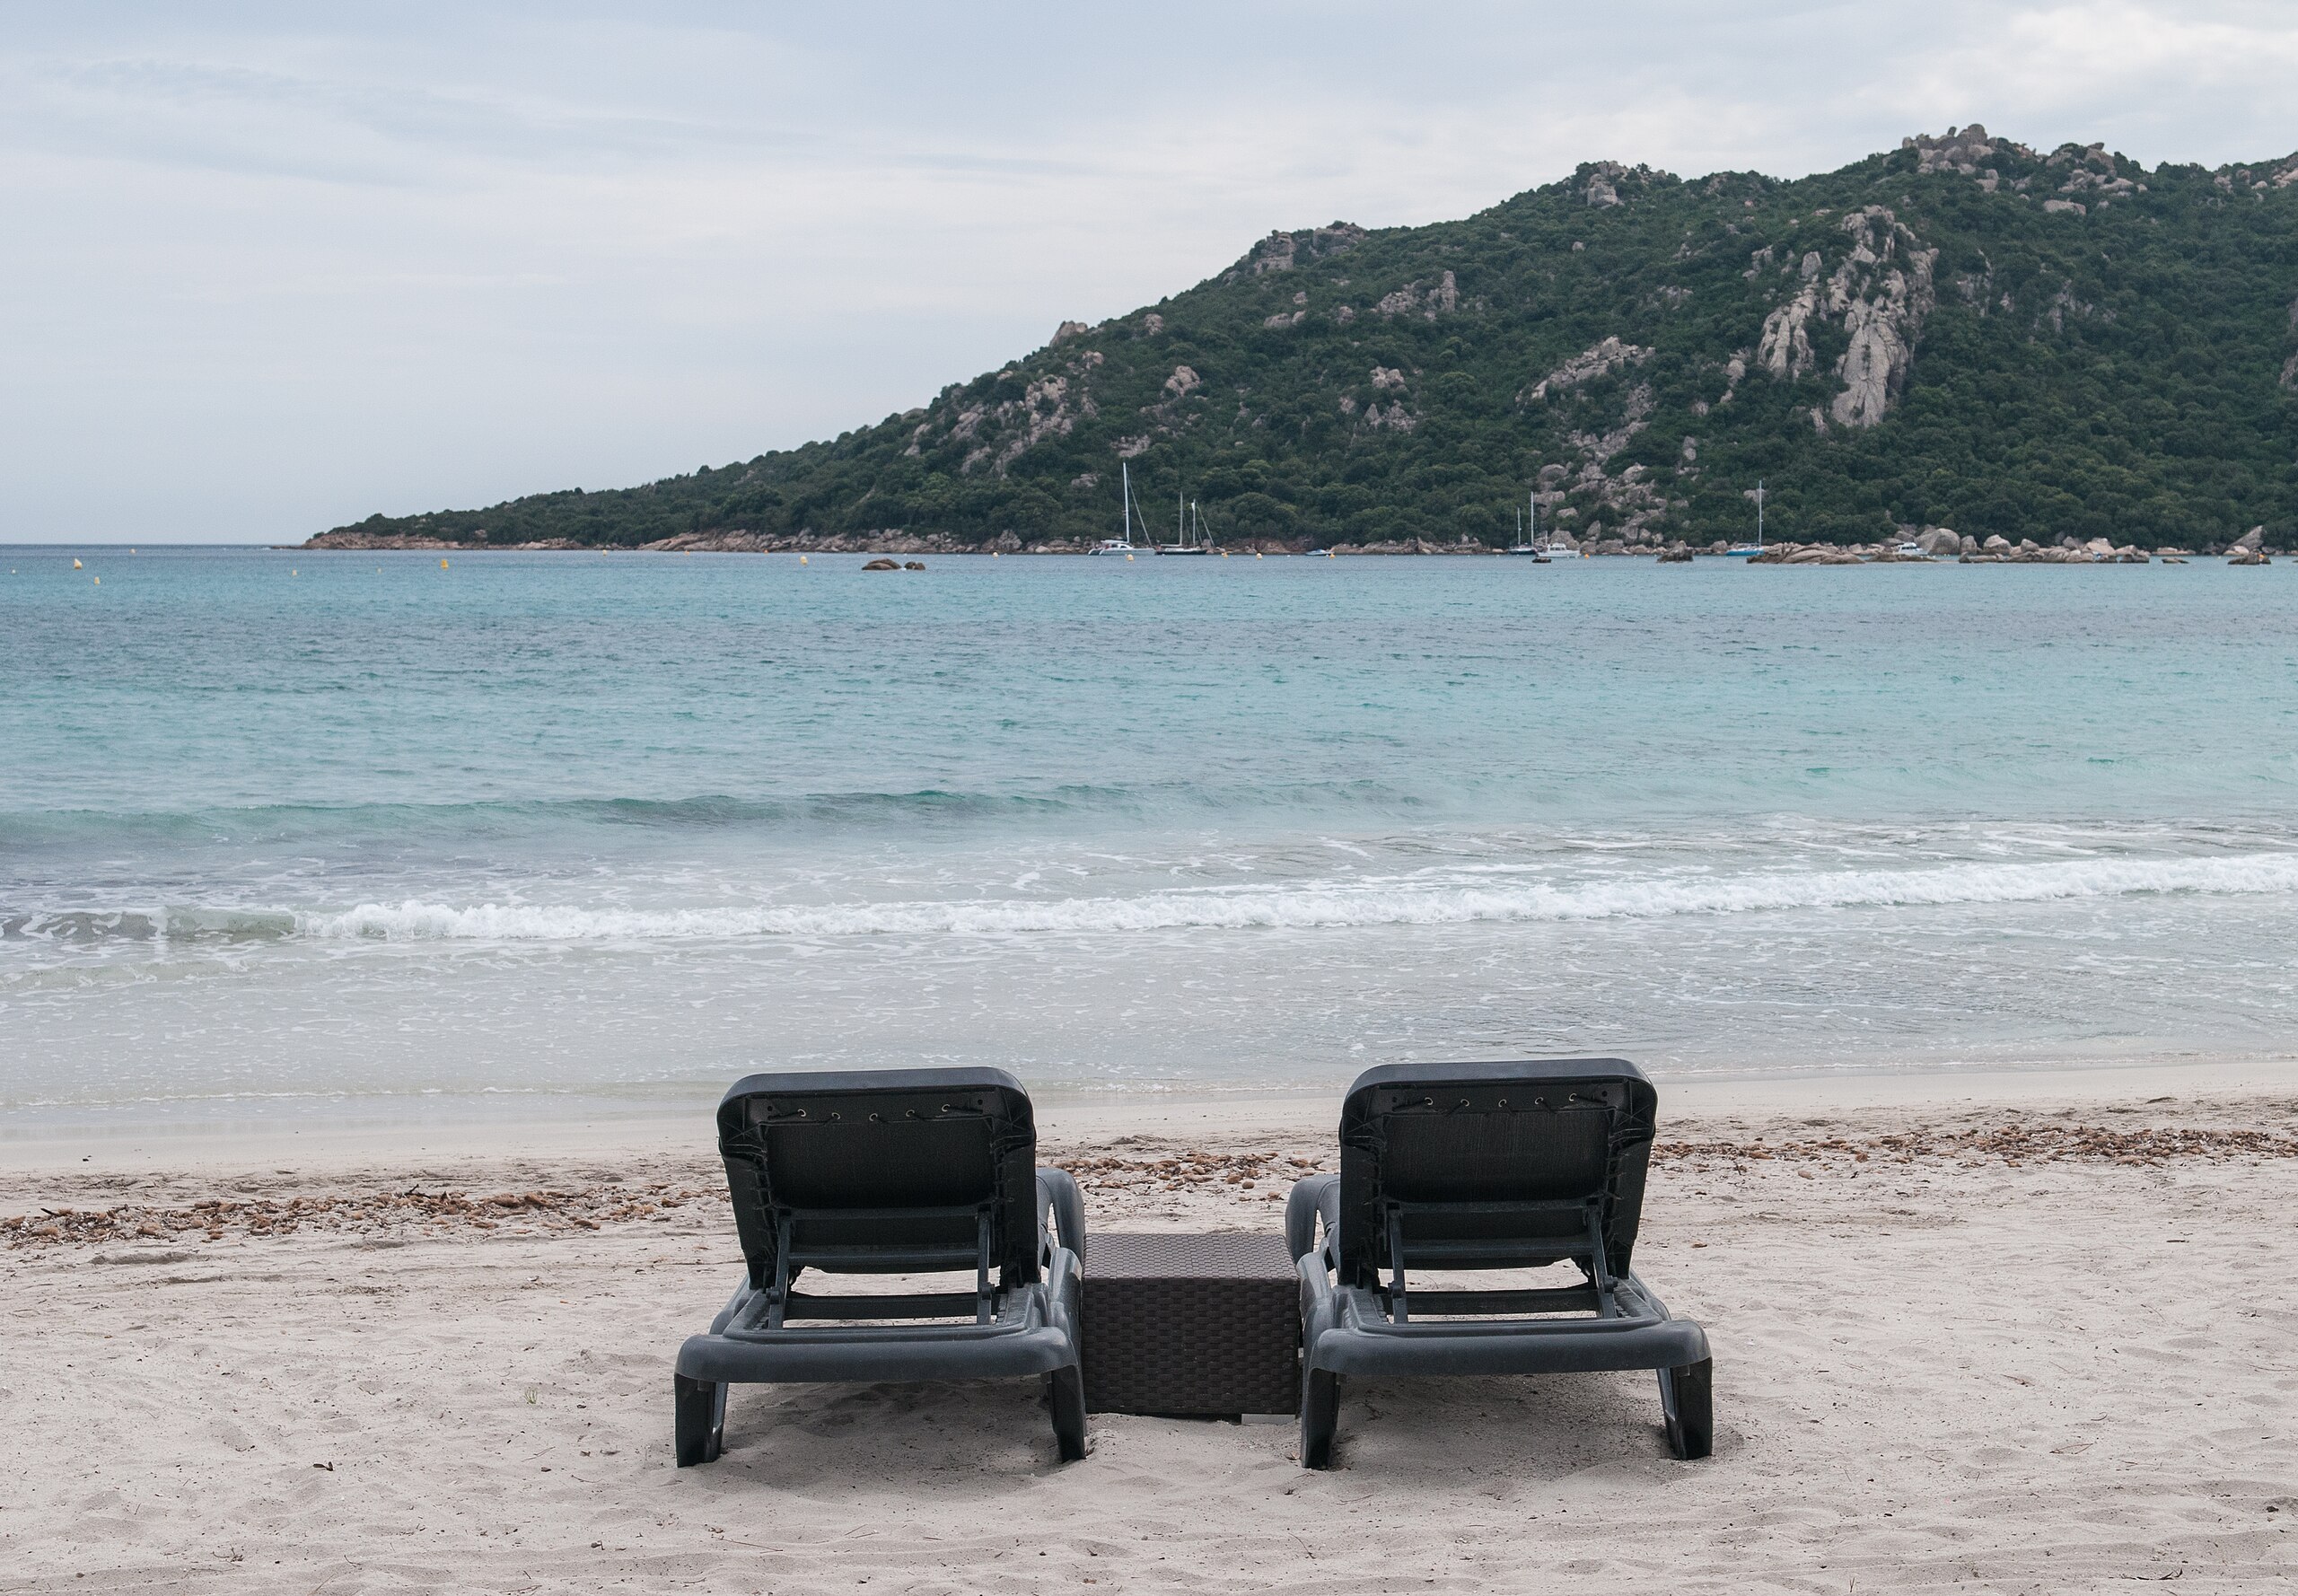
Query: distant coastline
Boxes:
[{"xmin": 297, "ymin": 526, "xmax": 2276, "ymax": 560}]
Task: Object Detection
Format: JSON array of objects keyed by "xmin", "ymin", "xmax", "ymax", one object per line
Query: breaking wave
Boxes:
[{"xmin": 294, "ymin": 852, "xmax": 2298, "ymax": 943}]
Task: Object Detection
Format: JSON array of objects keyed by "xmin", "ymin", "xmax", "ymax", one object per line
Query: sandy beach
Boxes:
[{"xmin": 4, "ymin": 1065, "xmax": 2294, "ymax": 1593}]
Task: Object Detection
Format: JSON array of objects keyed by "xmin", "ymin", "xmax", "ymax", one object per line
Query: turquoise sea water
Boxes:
[{"xmin": 4, "ymin": 546, "xmax": 2297, "ymax": 1129}]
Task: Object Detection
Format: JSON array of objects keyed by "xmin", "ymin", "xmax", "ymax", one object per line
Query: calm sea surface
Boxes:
[{"xmin": 4, "ymin": 546, "xmax": 2296, "ymax": 1131}]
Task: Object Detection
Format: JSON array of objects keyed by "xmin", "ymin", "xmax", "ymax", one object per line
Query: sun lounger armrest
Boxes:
[
  {"xmin": 709, "ymin": 1276, "xmax": 759, "ymax": 1336},
  {"xmin": 1036, "ymin": 1166, "xmax": 1086, "ymax": 1267},
  {"xmin": 1286, "ymin": 1173, "xmax": 1341, "ymax": 1262}
]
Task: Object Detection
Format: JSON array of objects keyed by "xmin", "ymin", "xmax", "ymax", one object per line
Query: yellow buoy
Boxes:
[
  {"xmin": 73, "ymin": 558, "xmax": 83, "ymax": 569},
  {"xmin": 291, "ymin": 569, "xmax": 297, "ymax": 577},
  {"xmin": 1256, "ymin": 551, "xmax": 1263, "ymax": 559},
  {"xmin": 1126, "ymin": 552, "xmax": 1134, "ymax": 561},
  {"xmin": 799, "ymin": 555, "xmax": 809, "ymax": 566},
  {"xmin": 992, "ymin": 551, "xmax": 999, "ymax": 557},
  {"xmin": 93, "ymin": 576, "xmax": 101, "ymax": 585},
  {"xmin": 440, "ymin": 558, "xmax": 450, "ymax": 568}
]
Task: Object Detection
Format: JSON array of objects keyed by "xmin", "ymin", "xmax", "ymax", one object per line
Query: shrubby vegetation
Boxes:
[{"xmin": 324, "ymin": 133, "xmax": 2298, "ymax": 551}]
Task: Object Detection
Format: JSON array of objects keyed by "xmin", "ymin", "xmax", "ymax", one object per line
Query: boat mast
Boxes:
[
  {"xmin": 1755, "ymin": 479, "xmax": 1765, "ymax": 549},
  {"xmin": 1121, "ymin": 461, "xmax": 1131, "ymax": 545}
]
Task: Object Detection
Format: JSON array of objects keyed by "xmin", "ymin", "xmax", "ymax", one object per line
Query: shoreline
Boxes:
[
  {"xmin": 280, "ymin": 535, "xmax": 2279, "ymax": 563},
  {"xmin": 14, "ymin": 539, "xmax": 2283, "ymax": 560},
  {"xmin": 5, "ymin": 1049, "xmax": 2292, "ymax": 1179},
  {"xmin": 286, "ymin": 538, "xmax": 2282, "ymax": 561}
]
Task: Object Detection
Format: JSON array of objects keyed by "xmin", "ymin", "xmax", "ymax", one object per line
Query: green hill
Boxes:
[{"xmin": 313, "ymin": 127, "xmax": 2298, "ymax": 553}]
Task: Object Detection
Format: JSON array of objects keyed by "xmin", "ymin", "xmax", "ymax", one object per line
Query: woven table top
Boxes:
[{"xmin": 1086, "ymin": 1232, "xmax": 1294, "ymax": 1281}]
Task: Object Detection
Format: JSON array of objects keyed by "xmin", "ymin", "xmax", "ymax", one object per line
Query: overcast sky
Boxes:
[{"xmin": 5, "ymin": 2, "xmax": 2295, "ymax": 542}]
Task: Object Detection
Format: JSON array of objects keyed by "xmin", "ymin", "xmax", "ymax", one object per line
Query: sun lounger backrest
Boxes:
[
  {"xmin": 714, "ymin": 1067, "xmax": 1042, "ymax": 1290},
  {"xmin": 1335, "ymin": 1058, "xmax": 1656, "ymax": 1288}
]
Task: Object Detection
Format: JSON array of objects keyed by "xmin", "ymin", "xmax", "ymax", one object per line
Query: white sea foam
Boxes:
[{"xmin": 300, "ymin": 852, "xmax": 2298, "ymax": 943}]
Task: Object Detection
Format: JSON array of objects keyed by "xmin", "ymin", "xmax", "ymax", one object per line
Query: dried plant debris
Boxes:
[
  {"xmin": 7, "ymin": 1120, "xmax": 2293, "ymax": 1250},
  {"xmin": 1059, "ymin": 1150, "xmax": 1329, "ymax": 1202},
  {"xmin": 2, "ymin": 1181, "xmax": 725, "ymax": 1250},
  {"xmin": 1656, "ymin": 1123, "xmax": 2298, "ymax": 1170}
]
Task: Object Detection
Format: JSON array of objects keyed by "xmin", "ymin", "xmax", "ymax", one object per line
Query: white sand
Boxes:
[{"xmin": 5, "ymin": 1065, "xmax": 2296, "ymax": 1592}]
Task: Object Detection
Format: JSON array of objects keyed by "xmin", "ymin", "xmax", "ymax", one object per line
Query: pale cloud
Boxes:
[{"xmin": 3, "ymin": 2, "xmax": 2294, "ymax": 541}]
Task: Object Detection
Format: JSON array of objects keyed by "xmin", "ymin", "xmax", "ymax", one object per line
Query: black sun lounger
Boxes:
[
  {"xmin": 1285, "ymin": 1057, "xmax": 1711, "ymax": 1469},
  {"xmin": 674, "ymin": 1066, "xmax": 1087, "ymax": 1465}
]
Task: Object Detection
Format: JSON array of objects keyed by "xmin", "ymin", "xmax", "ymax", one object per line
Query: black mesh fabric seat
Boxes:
[
  {"xmin": 674, "ymin": 1067, "xmax": 1087, "ymax": 1465},
  {"xmin": 1285, "ymin": 1058, "xmax": 1712, "ymax": 1469}
]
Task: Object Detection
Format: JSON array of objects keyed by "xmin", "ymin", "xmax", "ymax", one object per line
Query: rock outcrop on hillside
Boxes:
[
  {"xmin": 1756, "ymin": 206, "xmax": 1936, "ymax": 428},
  {"xmin": 1526, "ymin": 337, "xmax": 1652, "ymax": 402},
  {"xmin": 1224, "ymin": 224, "xmax": 1367, "ymax": 281},
  {"xmin": 1824, "ymin": 208, "xmax": 1938, "ymax": 427}
]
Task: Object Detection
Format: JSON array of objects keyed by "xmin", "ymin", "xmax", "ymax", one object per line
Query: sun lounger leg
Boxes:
[
  {"xmin": 1300, "ymin": 1367, "xmax": 1339, "ymax": 1469},
  {"xmin": 1660, "ymin": 1358, "xmax": 1712, "ymax": 1460},
  {"xmin": 1047, "ymin": 1365, "xmax": 1088, "ymax": 1462},
  {"xmin": 675, "ymin": 1374, "xmax": 725, "ymax": 1467}
]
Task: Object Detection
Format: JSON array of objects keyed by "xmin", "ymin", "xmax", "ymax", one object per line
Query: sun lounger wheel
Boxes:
[
  {"xmin": 1300, "ymin": 1368, "xmax": 1339, "ymax": 1469},
  {"xmin": 1048, "ymin": 1366, "xmax": 1088, "ymax": 1462},
  {"xmin": 1660, "ymin": 1358, "xmax": 1712, "ymax": 1460},
  {"xmin": 675, "ymin": 1374, "xmax": 725, "ymax": 1467}
]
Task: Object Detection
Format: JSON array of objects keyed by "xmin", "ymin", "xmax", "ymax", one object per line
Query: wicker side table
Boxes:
[{"xmin": 1081, "ymin": 1232, "xmax": 1301, "ymax": 1416}]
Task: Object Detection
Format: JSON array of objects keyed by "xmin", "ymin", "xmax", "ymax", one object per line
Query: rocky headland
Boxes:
[{"xmin": 311, "ymin": 121, "xmax": 2298, "ymax": 560}]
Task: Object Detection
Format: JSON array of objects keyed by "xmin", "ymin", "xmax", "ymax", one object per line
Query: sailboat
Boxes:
[
  {"xmin": 1092, "ymin": 462, "xmax": 1149, "ymax": 555},
  {"xmin": 1159, "ymin": 494, "xmax": 1213, "ymax": 555},
  {"xmin": 1508, "ymin": 489, "xmax": 1550, "ymax": 559},
  {"xmin": 1727, "ymin": 480, "xmax": 1767, "ymax": 557}
]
